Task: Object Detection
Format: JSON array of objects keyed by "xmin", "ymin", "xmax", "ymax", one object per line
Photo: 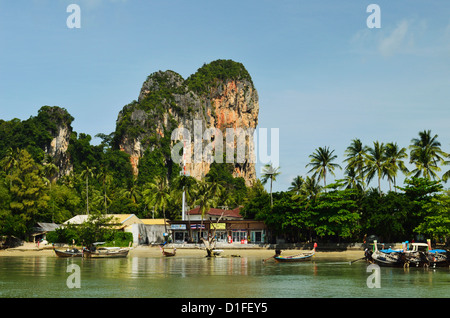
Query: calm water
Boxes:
[{"xmin": 0, "ymin": 255, "xmax": 448, "ymax": 298}]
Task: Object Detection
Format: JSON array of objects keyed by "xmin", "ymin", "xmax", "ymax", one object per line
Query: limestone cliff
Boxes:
[
  {"xmin": 114, "ymin": 60, "xmax": 259, "ymax": 185},
  {"xmin": 41, "ymin": 106, "xmax": 74, "ymax": 179}
]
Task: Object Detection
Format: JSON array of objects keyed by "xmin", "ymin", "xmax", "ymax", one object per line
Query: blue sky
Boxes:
[{"xmin": 1, "ymin": 1, "xmax": 449, "ymax": 192}]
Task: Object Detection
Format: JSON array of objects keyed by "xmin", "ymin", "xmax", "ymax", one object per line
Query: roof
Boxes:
[
  {"xmin": 33, "ymin": 222, "xmax": 62, "ymax": 233},
  {"xmin": 141, "ymin": 219, "xmax": 168, "ymax": 225},
  {"xmin": 64, "ymin": 214, "xmax": 142, "ymax": 225},
  {"xmin": 188, "ymin": 207, "xmax": 242, "ymax": 218}
]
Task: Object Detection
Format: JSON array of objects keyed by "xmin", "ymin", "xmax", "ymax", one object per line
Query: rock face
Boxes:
[
  {"xmin": 42, "ymin": 107, "xmax": 74, "ymax": 179},
  {"xmin": 114, "ymin": 60, "xmax": 259, "ymax": 186}
]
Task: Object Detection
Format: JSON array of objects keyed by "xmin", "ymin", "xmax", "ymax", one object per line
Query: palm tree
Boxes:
[
  {"xmin": 342, "ymin": 167, "xmax": 365, "ymax": 191},
  {"xmin": 193, "ymin": 180, "xmax": 221, "ymax": 241},
  {"xmin": 410, "ymin": 130, "xmax": 447, "ymax": 179},
  {"xmin": 42, "ymin": 155, "xmax": 59, "ymax": 185},
  {"xmin": 306, "ymin": 146, "xmax": 341, "ymax": 190},
  {"xmin": 261, "ymin": 163, "xmax": 281, "ymax": 207},
  {"xmin": 384, "ymin": 142, "xmax": 409, "ymax": 191},
  {"xmin": 364, "ymin": 141, "xmax": 389, "ymax": 195},
  {"xmin": 409, "ymin": 147, "xmax": 441, "ymax": 180},
  {"xmin": 288, "ymin": 175, "xmax": 305, "ymax": 196},
  {"xmin": 143, "ymin": 176, "xmax": 170, "ymax": 233},
  {"xmin": 303, "ymin": 176, "xmax": 322, "ymax": 201},
  {"xmin": 344, "ymin": 139, "xmax": 368, "ymax": 180},
  {"xmin": 80, "ymin": 165, "xmax": 96, "ymax": 215},
  {"xmin": 443, "ymin": 152, "xmax": 450, "ymax": 182}
]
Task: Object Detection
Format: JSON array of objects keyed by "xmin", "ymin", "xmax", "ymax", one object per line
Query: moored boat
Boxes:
[
  {"xmin": 423, "ymin": 239, "xmax": 449, "ymax": 268},
  {"xmin": 369, "ymin": 240, "xmax": 406, "ymax": 267},
  {"xmin": 161, "ymin": 247, "xmax": 176, "ymax": 257},
  {"xmin": 54, "ymin": 247, "xmax": 83, "ymax": 258},
  {"xmin": 274, "ymin": 243, "xmax": 317, "ymax": 263},
  {"xmin": 83, "ymin": 242, "xmax": 130, "ymax": 258},
  {"xmin": 83, "ymin": 247, "xmax": 129, "ymax": 258}
]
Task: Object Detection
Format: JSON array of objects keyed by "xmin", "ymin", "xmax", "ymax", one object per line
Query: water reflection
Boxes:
[{"xmin": 0, "ymin": 255, "xmax": 448, "ymax": 298}]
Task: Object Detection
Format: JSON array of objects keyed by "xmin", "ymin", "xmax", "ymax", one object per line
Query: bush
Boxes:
[{"xmin": 104, "ymin": 231, "xmax": 133, "ymax": 247}]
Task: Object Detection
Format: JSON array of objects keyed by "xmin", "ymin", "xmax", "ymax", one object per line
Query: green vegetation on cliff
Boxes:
[{"xmin": 186, "ymin": 59, "xmax": 253, "ymax": 95}]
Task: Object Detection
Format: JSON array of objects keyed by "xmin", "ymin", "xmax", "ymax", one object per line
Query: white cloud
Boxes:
[{"xmin": 378, "ymin": 20, "xmax": 410, "ymax": 57}]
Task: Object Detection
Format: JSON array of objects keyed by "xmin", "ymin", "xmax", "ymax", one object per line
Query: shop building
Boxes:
[{"xmin": 169, "ymin": 207, "xmax": 267, "ymax": 245}]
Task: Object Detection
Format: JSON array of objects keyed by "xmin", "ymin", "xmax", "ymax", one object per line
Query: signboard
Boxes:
[
  {"xmin": 211, "ymin": 223, "xmax": 226, "ymax": 230},
  {"xmin": 171, "ymin": 224, "xmax": 186, "ymax": 230},
  {"xmin": 190, "ymin": 224, "xmax": 205, "ymax": 229}
]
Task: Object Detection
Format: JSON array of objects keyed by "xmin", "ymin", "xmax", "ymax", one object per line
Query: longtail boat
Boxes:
[
  {"xmin": 83, "ymin": 247, "xmax": 129, "ymax": 258},
  {"xmin": 423, "ymin": 239, "xmax": 449, "ymax": 268},
  {"xmin": 369, "ymin": 240, "xmax": 406, "ymax": 267},
  {"xmin": 54, "ymin": 247, "xmax": 83, "ymax": 258},
  {"xmin": 274, "ymin": 243, "xmax": 317, "ymax": 263},
  {"xmin": 83, "ymin": 242, "xmax": 129, "ymax": 258},
  {"xmin": 161, "ymin": 246, "xmax": 176, "ymax": 257}
]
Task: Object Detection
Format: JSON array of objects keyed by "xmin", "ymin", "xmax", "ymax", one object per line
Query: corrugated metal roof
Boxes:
[{"xmin": 64, "ymin": 214, "xmax": 141, "ymax": 225}]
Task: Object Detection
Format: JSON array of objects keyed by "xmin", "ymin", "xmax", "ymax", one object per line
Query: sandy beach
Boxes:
[{"xmin": 0, "ymin": 243, "xmax": 365, "ymax": 260}]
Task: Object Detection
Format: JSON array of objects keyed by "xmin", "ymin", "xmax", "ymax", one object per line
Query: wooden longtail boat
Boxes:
[
  {"xmin": 274, "ymin": 243, "xmax": 317, "ymax": 263},
  {"xmin": 161, "ymin": 247, "xmax": 176, "ymax": 257},
  {"xmin": 54, "ymin": 248, "xmax": 83, "ymax": 258},
  {"xmin": 423, "ymin": 240, "xmax": 449, "ymax": 268},
  {"xmin": 83, "ymin": 247, "xmax": 129, "ymax": 258},
  {"xmin": 369, "ymin": 241, "xmax": 406, "ymax": 267},
  {"xmin": 83, "ymin": 243, "xmax": 130, "ymax": 258}
]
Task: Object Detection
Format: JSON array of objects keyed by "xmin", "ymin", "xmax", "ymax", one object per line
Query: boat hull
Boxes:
[
  {"xmin": 274, "ymin": 251, "xmax": 315, "ymax": 263},
  {"xmin": 370, "ymin": 251, "xmax": 405, "ymax": 267},
  {"xmin": 83, "ymin": 249, "xmax": 129, "ymax": 258},
  {"xmin": 54, "ymin": 249, "xmax": 83, "ymax": 258}
]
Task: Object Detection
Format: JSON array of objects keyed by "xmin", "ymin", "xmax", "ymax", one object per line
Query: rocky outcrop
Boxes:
[
  {"xmin": 42, "ymin": 106, "xmax": 74, "ymax": 179},
  {"xmin": 114, "ymin": 60, "xmax": 259, "ymax": 185}
]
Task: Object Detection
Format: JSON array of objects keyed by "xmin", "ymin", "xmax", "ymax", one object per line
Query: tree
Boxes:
[
  {"xmin": 303, "ymin": 176, "xmax": 323, "ymax": 201},
  {"xmin": 409, "ymin": 130, "xmax": 447, "ymax": 180},
  {"xmin": 288, "ymin": 175, "xmax": 305, "ymax": 196},
  {"xmin": 193, "ymin": 179, "xmax": 222, "ymax": 240},
  {"xmin": 143, "ymin": 176, "xmax": 170, "ymax": 233},
  {"xmin": 415, "ymin": 191, "xmax": 450, "ymax": 241},
  {"xmin": 364, "ymin": 141, "xmax": 389, "ymax": 195},
  {"xmin": 6, "ymin": 149, "xmax": 50, "ymax": 238},
  {"xmin": 443, "ymin": 153, "xmax": 450, "ymax": 182},
  {"xmin": 344, "ymin": 138, "xmax": 368, "ymax": 179},
  {"xmin": 306, "ymin": 146, "xmax": 341, "ymax": 190},
  {"xmin": 384, "ymin": 142, "xmax": 409, "ymax": 191},
  {"xmin": 261, "ymin": 163, "xmax": 281, "ymax": 207},
  {"xmin": 80, "ymin": 165, "xmax": 96, "ymax": 215}
]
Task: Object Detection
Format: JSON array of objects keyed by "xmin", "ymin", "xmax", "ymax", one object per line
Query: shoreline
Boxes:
[{"xmin": 0, "ymin": 244, "xmax": 365, "ymax": 259}]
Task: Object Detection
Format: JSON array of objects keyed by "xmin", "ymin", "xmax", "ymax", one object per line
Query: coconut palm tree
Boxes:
[
  {"xmin": 364, "ymin": 141, "xmax": 389, "ymax": 195},
  {"xmin": 344, "ymin": 139, "xmax": 368, "ymax": 180},
  {"xmin": 306, "ymin": 146, "xmax": 341, "ymax": 190},
  {"xmin": 409, "ymin": 130, "xmax": 447, "ymax": 179},
  {"xmin": 443, "ymin": 153, "xmax": 450, "ymax": 182},
  {"xmin": 409, "ymin": 147, "xmax": 441, "ymax": 180},
  {"xmin": 193, "ymin": 179, "xmax": 221, "ymax": 241},
  {"xmin": 303, "ymin": 176, "xmax": 322, "ymax": 201},
  {"xmin": 384, "ymin": 142, "xmax": 409, "ymax": 191},
  {"xmin": 143, "ymin": 176, "xmax": 170, "ymax": 233},
  {"xmin": 342, "ymin": 167, "xmax": 366, "ymax": 191},
  {"xmin": 288, "ymin": 175, "xmax": 305, "ymax": 196},
  {"xmin": 80, "ymin": 165, "xmax": 96, "ymax": 215},
  {"xmin": 261, "ymin": 163, "xmax": 281, "ymax": 207}
]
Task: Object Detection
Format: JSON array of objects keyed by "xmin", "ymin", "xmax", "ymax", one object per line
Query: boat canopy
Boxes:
[
  {"xmin": 380, "ymin": 248, "xmax": 402, "ymax": 253},
  {"xmin": 429, "ymin": 249, "xmax": 446, "ymax": 254}
]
